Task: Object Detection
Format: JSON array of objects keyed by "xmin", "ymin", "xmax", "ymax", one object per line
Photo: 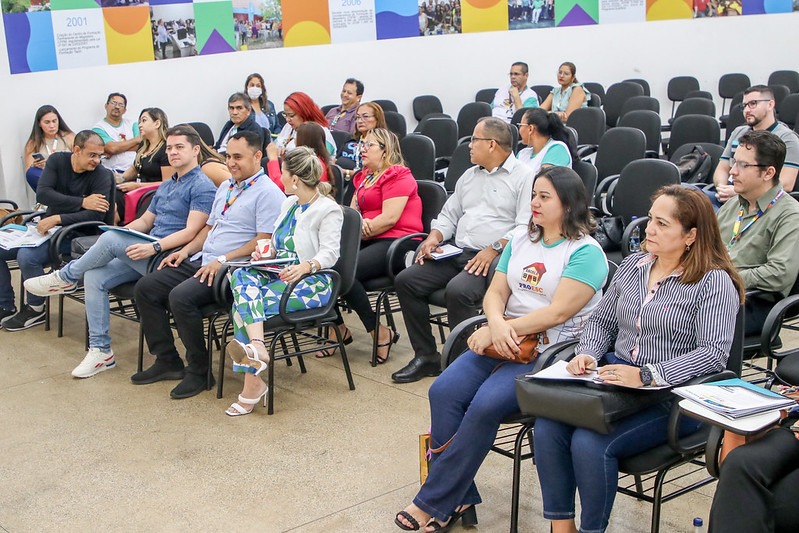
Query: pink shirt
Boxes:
[{"xmin": 353, "ymin": 164, "xmax": 423, "ymax": 239}]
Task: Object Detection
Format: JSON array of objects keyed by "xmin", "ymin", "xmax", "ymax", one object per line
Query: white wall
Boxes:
[{"xmin": 0, "ymin": 13, "xmax": 795, "ymax": 207}]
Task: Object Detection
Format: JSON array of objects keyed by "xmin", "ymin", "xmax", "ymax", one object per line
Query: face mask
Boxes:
[{"xmin": 247, "ymin": 87, "xmax": 263, "ymax": 99}]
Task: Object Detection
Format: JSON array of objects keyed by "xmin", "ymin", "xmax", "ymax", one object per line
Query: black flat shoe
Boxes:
[
  {"xmin": 391, "ymin": 356, "xmax": 441, "ymax": 383},
  {"xmin": 130, "ymin": 359, "xmax": 185, "ymax": 385},
  {"xmin": 170, "ymin": 373, "xmax": 215, "ymax": 399}
]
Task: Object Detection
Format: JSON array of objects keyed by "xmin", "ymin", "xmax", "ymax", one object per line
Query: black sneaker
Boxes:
[
  {"xmin": 130, "ymin": 359, "xmax": 185, "ymax": 385},
  {"xmin": 0, "ymin": 307, "xmax": 16, "ymax": 327},
  {"xmin": 1, "ymin": 305, "xmax": 45, "ymax": 332},
  {"xmin": 170, "ymin": 372, "xmax": 215, "ymax": 399}
]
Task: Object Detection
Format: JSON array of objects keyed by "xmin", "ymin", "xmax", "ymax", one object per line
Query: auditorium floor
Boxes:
[{"xmin": 1, "ymin": 282, "xmax": 724, "ymax": 533}]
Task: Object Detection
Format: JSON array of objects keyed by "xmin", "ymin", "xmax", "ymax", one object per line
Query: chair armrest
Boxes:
[
  {"xmin": 279, "ymin": 268, "xmax": 342, "ymax": 324},
  {"xmin": 48, "ymin": 220, "xmax": 107, "ymax": 265},
  {"xmin": 0, "ymin": 209, "xmax": 33, "ymax": 225},
  {"xmin": 0, "ymin": 199, "xmax": 19, "ymax": 210},
  {"xmin": 214, "ymin": 263, "xmax": 234, "ymax": 306},
  {"xmin": 386, "ymin": 232, "xmax": 429, "ymax": 279},
  {"xmin": 704, "ymin": 425, "xmax": 725, "ymax": 478},
  {"xmin": 21, "ymin": 210, "xmax": 45, "ymax": 224},
  {"xmin": 577, "ymin": 145, "xmax": 598, "ymax": 159},
  {"xmin": 593, "ymin": 174, "xmax": 620, "ymax": 215},
  {"xmin": 761, "ymin": 294, "xmax": 799, "ymax": 361},
  {"xmin": 442, "ymin": 315, "xmax": 488, "ymax": 368},
  {"xmin": 620, "ymin": 217, "xmax": 648, "ymax": 259}
]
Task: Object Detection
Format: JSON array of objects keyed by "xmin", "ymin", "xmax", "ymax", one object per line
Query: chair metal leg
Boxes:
[
  {"xmin": 57, "ymin": 295, "xmax": 64, "ymax": 337},
  {"xmin": 330, "ymin": 320, "xmax": 356, "ymax": 391},
  {"xmin": 371, "ymin": 291, "xmax": 388, "ymax": 367},
  {"xmin": 267, "ymin": 334, "xmax": 280, "ymax": 415},
  {"xmin": 648, "ymin": 469, "xmax": 668, "ymax": 533},
  {"xmin": 217, "ymin": 320, "xmax": 231, "ymax": 399},
  {"xmin": 137, "ymin": 322, "xmax": 145, "ymax": 372},
  {"xmin": 509, "ymin": 423, "xmax": 535, "ymax": 533}
]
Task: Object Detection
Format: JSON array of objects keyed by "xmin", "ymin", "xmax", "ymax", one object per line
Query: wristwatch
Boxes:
[
  {"xmin": 152, "ymin": 241, "xmax": 162, "ymax": 253},
  {"xmin": 639, "ymin": 366, "xmax": 653, "ymax": 387},
  {"xmin": 307, "ymin": 260, "xmax": 318, "ymax": 274},
  {"xmin": 217, "ymin": 254, "xmax": 227, "ymax": 264},
  {"xmin": 491, "ymin": 240, "xmax": 504, "ymax": 253}
]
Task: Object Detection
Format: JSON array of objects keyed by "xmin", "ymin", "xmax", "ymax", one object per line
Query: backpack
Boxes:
[{"xmin": 677, "ymin": 145, "xmax": 713, "ymax": 184}]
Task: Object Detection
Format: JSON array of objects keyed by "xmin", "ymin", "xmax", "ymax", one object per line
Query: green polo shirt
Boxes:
[{"xmin": 717, "ymin": 183, "xmax": 799, "ymax": 296}]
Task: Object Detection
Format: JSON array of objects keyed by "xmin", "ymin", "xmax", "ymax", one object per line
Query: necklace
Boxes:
[
  {"xmin": 361, "ymin": 167, "xmax": 384, "ymax": 188},
  {"xmin": 542, "ymin": 233, "xmax": 563, "ymax": 244}
]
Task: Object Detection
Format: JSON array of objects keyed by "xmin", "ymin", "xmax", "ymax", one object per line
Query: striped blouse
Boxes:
[{"xmin": 575, "ymin": 253, "xmax": 739, "ymax": 385}]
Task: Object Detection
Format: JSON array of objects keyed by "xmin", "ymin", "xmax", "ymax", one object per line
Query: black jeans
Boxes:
[
  {"xmin": 394, "ymin": 248, "xmax": 488, "ymax": 359},
  {"xmin": 709, "ymin": 427, "xmax": 799, "ymax": 533},
  {"xmin": 134, "ymin": 259, "xmax": 218, "ymax": 376}
]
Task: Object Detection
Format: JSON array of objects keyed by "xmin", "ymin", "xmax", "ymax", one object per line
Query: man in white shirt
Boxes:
[
  {"xmin": 393, "ymin": 117, "xmax": 534, "ymax": 383},
  {"xmin": 491, "ymin": 62, "xmax": 540, "ymax": 123},
  {"xmin": 92, "ymin": 92, "xmax": 141, "ymax": 174}
]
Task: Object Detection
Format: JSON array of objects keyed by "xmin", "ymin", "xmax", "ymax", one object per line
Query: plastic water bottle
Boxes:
[
  {"xmin": 629, "ymin": 216, "xmax": 641, "ymax": 253},
  {"xmin": 693, "ymin": 517, "xmax": 705, "ymax": 533}
]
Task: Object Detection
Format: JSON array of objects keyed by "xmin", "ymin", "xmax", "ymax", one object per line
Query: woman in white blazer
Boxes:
[{"xmin": 224, "ymin": 146, "xmax": 343, "ymax": 416}]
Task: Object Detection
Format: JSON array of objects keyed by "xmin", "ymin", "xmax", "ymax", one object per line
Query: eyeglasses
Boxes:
[
  {"xmin": 84, "ymin": 152, "xmax": 104, "ymax": 161},
  {"xmin": 362, "ymin": 141, "xmax": 384, "ymax": 150},
  {"xmin": 741, "ymin": 99, "xmax": 771, "ymax": 110},
  {"xmin": 470, "ymin": 137, "xmax": 496, "ymax": 144},
  {"xmin": 509, "ymin": 72, "xmax": 524, "ymax": 77},
  {"xmin": 107, "ymin": 101, "xmax": 126, "ymax": 109},
  {"xmin": 730, "ymin": 158, "xmax": 767, "ymax": 170},
  {"xmin": 355, "ymin": 115, "xmax": 374, "ymax": 121},
  {"xmin": 515, "ymin": 123, "xmax": 531, "ymax": 129}
]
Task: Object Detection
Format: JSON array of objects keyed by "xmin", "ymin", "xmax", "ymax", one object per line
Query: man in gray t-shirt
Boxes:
[{"xmin": 712, "ymin": 84, "xmax": 799, "ymax": 204}]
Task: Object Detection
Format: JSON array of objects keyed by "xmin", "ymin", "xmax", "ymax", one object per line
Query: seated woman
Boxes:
[
  {"xmin": 517, "ymin": 108, "xmax": 575, "ymax": 176},
  {"xmin": 534, "ymin": 185, "xmax": 744, "ymax": 533},
  {"xmin": 394, "ymin": 167, "xmax": 608, "ymax": 532},
  {"xmin": 224, "ymin": 146, "xmax": 343, "ymax": 417},
  {"xmin": 265, "ymin": 122, "xmax": 332, "ymax": 193},
  {"xmin": 335, "ymin": 101, "xmax": 388, "ymax": 182},
  {"xmin": 275, "ymin": 92, "xmax": 336, "ymax": 156},
  {"xmin": 245, "ymin": 73, "xmax": 279, "ymax": 135},
  {"xmin": 194, "ymin": 129, "xmax": 231, "ymax": 187},
  {"xmin": 321, "ymin": 128, "xmax": 423, "ymax": 362},
  {"xmin": 115, "ymin": 108, "xmax": 173, "ymax": 223},
  {"xmin": 539, "ymin": 62, "xmax": 589, "ymax": 122},
  {"xmin": 24, "ymin": 105, "xmax": 75, "ymax": 191}
]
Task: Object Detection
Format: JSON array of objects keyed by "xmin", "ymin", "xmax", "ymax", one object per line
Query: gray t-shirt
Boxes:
[{"xmin": 722, "ymin": 122, "xmax": 799, "ymax": 189}]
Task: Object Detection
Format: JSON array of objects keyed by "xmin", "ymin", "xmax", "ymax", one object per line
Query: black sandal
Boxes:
[
  {"xmin": 426, "ymin": 505, "xmax": 478, "ymax": 532},
  {"xmin": 376, "ymin": 329, "xmax": 400, "ymax": 364},
  {"xmin": 394, "ymin": 510, "xmax": 421, "ymax": 531},
  {"xmin": 315, "ymin": 327, "xmax": 353, "ymax": 358}
]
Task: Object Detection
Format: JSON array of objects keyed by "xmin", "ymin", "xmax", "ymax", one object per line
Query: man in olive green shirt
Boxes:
[{"xmin": 717, "ymin": 130, "xmax": 799, "ymax": 335}]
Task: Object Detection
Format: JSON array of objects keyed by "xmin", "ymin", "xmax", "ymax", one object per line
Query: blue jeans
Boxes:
[
  {"xmin": 414, "ymin": 350, "xmax": 538, "ymax": 522},
  {"xmin": 61, "ymin": 231, "xmax": 150, "ymax": 351},
  {"xmin": 0, "ymin": 241, "xmax": 54, "ymax": 309}
]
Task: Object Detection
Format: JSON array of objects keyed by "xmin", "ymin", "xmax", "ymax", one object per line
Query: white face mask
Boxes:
[{"xmin": 247, "ymin": 87, "xmax": 263, "ymax": 99}]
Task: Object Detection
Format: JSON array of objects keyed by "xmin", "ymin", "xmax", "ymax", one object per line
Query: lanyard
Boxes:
[
  {"xmin": 330, "ymin": 111, "xmax": 346, "ymax": 126},
  {"xmin": 221, "ymin": 172, "xmax": 261, "ymax": 216},
  {"xmin": 728, "ymin": 189, "xmax": 784, "ymax": 248},
  {"xmin": 355, "ymin": 168, "xmax": 383, "ymax": 208}
]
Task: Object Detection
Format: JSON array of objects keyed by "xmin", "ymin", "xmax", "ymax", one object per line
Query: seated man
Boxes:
[
  {"xmin": 1, "ymin": 131, "xmax": 113, "ymax": 331},
  {"xmin": 92, "ymin": 92, "xmax": 141, "ymax": 174},
  {"xmin": 25, "ymin": 125, "xmax": 217, "ymax": 378},
  {"xmin": 717, "ymin": 130, "xmax": 799, "ymax": 336},
  {"xmin": 711, "ymin": 85, "xmax": 799, "ymax": 207},
  {"xmin": 131, "ymin": 131, "xmax": 284, "ymax": 399},
  {"xmin": 392, "ymin": 117, "xmax": 534, "ymax": 383},
  {"xmin": 324, "ymin": 78, "xmax": 364, "ymax": 135},
  {"xmin": 214, "ymin": 92, "xmax": 264, "ymax": 154},
  {"xmin": 491, "ymin": 61, "xmax": 539, "ymax": 123}
]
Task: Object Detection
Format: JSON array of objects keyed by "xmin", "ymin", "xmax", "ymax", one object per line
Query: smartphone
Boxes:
[{"xmin": 32, "ymin": 153, "xmax": 45, "ymax": 161}]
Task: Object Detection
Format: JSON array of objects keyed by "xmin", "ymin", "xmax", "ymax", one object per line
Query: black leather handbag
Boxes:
[{"xmin": 515, "ymin": 375, "xmax": 673, "ymax": 435}]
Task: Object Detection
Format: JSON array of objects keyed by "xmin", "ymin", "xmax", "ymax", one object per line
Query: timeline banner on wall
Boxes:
[{"xmin": 2, "ymin": 0, "xmax": 791, "ymax": 74}]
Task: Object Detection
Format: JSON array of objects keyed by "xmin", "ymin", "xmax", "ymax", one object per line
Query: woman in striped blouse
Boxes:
[{"xmin": 534, "ymin": 185, "xmax": 745, "ymax": 533}]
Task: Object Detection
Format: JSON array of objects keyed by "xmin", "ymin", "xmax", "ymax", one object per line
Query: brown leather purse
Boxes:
[{"xmin": 481, "ymin": 319, "xmax": 543, "ymax": 364}]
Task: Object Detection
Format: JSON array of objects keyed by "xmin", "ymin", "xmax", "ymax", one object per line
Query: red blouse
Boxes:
[{"xmin": 352, "ymin": 164, "xmax": 423, "ymax": 239}]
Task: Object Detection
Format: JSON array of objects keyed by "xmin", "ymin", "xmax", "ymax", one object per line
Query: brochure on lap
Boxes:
[
  {"xmin": 527, "ymin": 360, "xmax": 671, "ymax": 390},
  {"xmin": 99, "ymin": 225, "xmax": 158, "ymax": 242},
  {"xmin": 223, "ymin": 258, "xmax": 294, "ymax": 268},
  {"xmin": 430, "ymin": 244, "xmax": 463, "ymax": 260},
  {"xmin": 673, "ymin": 379, "xmax": 795, "ymax": 419},
  {"xmin": 0, "ymin": 224, "xmax": 57, "ymax": 250}
]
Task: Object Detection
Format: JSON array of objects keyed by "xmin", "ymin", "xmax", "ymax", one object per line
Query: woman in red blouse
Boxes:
[{"xmin": 319, "ymin": 128, "xmax": 423, "ymax": 362}]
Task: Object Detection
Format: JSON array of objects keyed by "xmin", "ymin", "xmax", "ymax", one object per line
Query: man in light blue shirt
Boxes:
[{"xmin": 131, "ymin": 130, "xmax": 284, "ymax": 399}]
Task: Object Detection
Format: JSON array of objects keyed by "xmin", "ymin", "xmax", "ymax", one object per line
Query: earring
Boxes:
[
  {"xmin": 292, "ymin": 183, "xmax": 298, "ymax": 191},
  {"xmin": 685, "ymin": 244, "xmax": 691, "ymax": 252}
]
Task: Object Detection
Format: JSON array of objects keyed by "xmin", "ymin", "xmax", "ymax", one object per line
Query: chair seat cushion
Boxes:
[
  {"xmin": 108, "ymin": 282, "xmax": 137, "ymax": 299},
  {"xmin": 261, "ymin": 308, "xmax": 339, "ymax": 330},
  {"xmin": 775, "ymin": 355, "xmax": 799, "ymax": 385},
  {"xmin": 618, "ymin": 427, "xmax": 709, "ymax": 475},
  {"xmin": 71, "ymin": 235, "xmax": 101, "ymax": 259},
  {"xmin": 362, "ymin": 276, "xmax": 393, "ymax": 292}
]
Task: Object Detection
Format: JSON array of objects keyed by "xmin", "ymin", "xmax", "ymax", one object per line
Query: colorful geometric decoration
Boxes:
[
  {"xmin": 557, "ymin": 0, "xmax": 599, "ymax": 26},
  {"xmin": 2, "ymin": 11, "xmax": 57, "ymax": 73},
  {"xmin": 646, "ymin": 0, "xmax": 692, "ymax": 20},
  {"xmin": 282, "ymin": 0, "xmax": 330, "ymax": 47},
  {"xmin": 462, "ymin": 0, "xmax": 508, "ymax": 33},
  {"xmin": 194, "ymin": 1, "xmax": 236, "ymax": 55},
  {"xmin": 745, "ymin": 0, "xmax": 792, "ymax": 14},
  {"xmin": 50, "ymin": 0, "xmax": 101, "ymax": 11},
  {"xmin": 103, "ymin": 6, "xmax": 153, "ymax": 64},
  {"xmin": 375, "ymin": 0, "xmax": 417, "ymax": 39}
]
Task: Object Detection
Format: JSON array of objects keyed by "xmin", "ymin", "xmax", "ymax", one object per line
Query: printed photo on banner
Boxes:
[
  {"xmin": 2, "ymin": 0, "xmax": 48, "ymax": 14},
  {"xmin": 418, "ymin": 0, "xmax": 461, "ymax": 35},
  {"xmin": 233, "ymin": 0, "xmax": 282, "ymax": 50},
  {"xmin": 509, "ymin": 0, "xmax": 556, "ymax": 29},
  {"xmin": 151, "ymin": 4, "xmax": 195, "ymax": 59},
  {"xmin": 692, "ymin": 0, "xmax": 741, "ymax": 16},
  {"xmin": 102, "ymin": 0, "xmax": 147, "ymax": 7}
]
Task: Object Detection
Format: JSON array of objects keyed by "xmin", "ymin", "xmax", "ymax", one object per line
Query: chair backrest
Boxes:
[
  {"xmin": 416, "ymin": 180, "xmax": 448, "ymax": 232},
  {"xmin": 618, "ymin": 110, "xmax": 662, "ymax": 156},
  {"xmin": 667, "ymin": 76, "xmax": 701, "ymax": 103},
  {"xmin": 321, "ymin": 104, "xmax": 337, "ymax": 115},
  {"xmin": 769, "ymin": 84, "xmax": 791, "ymax": 116},
  {"xmin": 603, "ymin": 82, "xmax": 645, "ymax": 128},
  {"xmin": 587, "ymin": 93, "xmax": 602, "ymax": 108},
  {"xmin": 780, "ymin": 94, "xmax": 799, "ymax": 130},
  {"xmin": 456, "ymin": 102, "xmax": 492, "ymax": 140},
  {"xmin": 329, "ymin": 164, "xmax": 345, "ymax": 205},
  {"xmin": 330, "ymin": 130, "xmax": 351, "ymax": 150},
  {"xmin": 612, "ymin": 159, "xmax": 681, "ymax": 223},
  {"xmin": 668, "ymin": 115, "xmax": 721, "ymax": 157},
  {"xmin": 400, "ymin": 134, "xmax": 436, "ymax": 181},
  {"xmin": 188, "ymin": 122, "xmax": 215, "ymax": 146},
  {"xmin": 444, "ymin": 143, "xmax": 473, "ymax": 194},
  {"xmin": 727, "ymin": 306, "xmax": 745, "ymax": 376},
  {"xmin": 685, "ymin": 90, "xmax": 714, "ymax": 101},
  {"xmin": 594, "ymin": 127, "xmax": 647, "ymax": 181},
  {"xmin": 531, "ymin": 84, "xmax": 553, "ymax": 104},
  {"xmin": 623, "ymin": 78, "xmax": 651, "ymax": 96},
  {"xmin": 725, "ymin": 104, "xmax": 745, "ymax": 143},
  {"xmin": 674, "ymin": 97, "xmax": 717, "ymax": 119},
  {"xmin": 572, "ymin": 159, "xmax": 598, "ymax": 197},
  {"xmin": 418, "ymin": 117, "xmax": 458, "ymax": 159},
  {"xmin": 768, "ymin": 70, "xmax": 799, "ymax": 94},
  {"xmin": 511, "ymin": 107, "xmax": 537, "ymax": 128},
  {"xmin": 277, "ymin": 111, "xmax": 287, "ymax": 128},
  {"xmin": 668, "ymin": 142, "xmax": 725, "ymax": 180},
  {"xmin": 413, "ymin": 94, "xmax": 444, "ymax": 121},
  {"xmin": 135, "ymin": 188, "xmax": 158, "ymax": 219},
  {"xmin": 413, "ymin": 112, "xmax": 451, "ymax": 133},
  {"xmin": 566, "ymin": 127, "xmax": 578, "ymax": 154},
  {"xmin": 583, "ymin": 82, "xmax": 606, "ymax": 102},
  {"xmin": 475, "ymin": 88, "xmax": 498, "ymax": 104},
  {"xmin": 373, "ymin": 99, "xmax": 398, "ymax": 113},
  {"xmin": 718, "ymin": 73, "xmax": 751, "ymax": 100},
  {"xmin": 619, "ymin": 95, "xmax": 660, "ymax": 119},
  {"xmin": 568, "ymin": 107, "xmax": 606, "ymax": 147},
  {"xmin": 384, "ymin": 110, "xmax": 407, "ymax": 140},
  {"xmin": 333, "ymin": 206, "xmax": 363, "ymax": 297}
]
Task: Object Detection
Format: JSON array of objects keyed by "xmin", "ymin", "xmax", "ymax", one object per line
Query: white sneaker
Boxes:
[
  {"xmin": 72, "ymin": 348, "xmax": 116, "ymax": 378},
  {"xmin": 24, "ymin": 270, "xmax": 78, "ymax": 297}
]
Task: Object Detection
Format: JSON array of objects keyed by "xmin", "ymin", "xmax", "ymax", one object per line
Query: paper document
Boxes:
[
  {"xmin": 99, "ymin": 225, "xmax": 158, "ymax": 242},
  {"xmin": 674, "ymin": 381, "xmax": 795, "ymax": 419},
  {"xmin": 0, "ymin": 224, "xmax": 57, "ymax": 250},
  {"xmin": 223, "ymin": 258, "xmax": 295, "ymax": 268},
  {"xmin": 430, "ymin": 244, "xmax": 463, "ymax": 260},
  {"xmin": 527, "ymin": 360, "xmax": 671, "ymax": 390}
]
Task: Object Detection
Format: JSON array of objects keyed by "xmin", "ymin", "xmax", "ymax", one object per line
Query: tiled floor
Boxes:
[{"xmin": 0, "ymin": 282, "xmax": 718, "ymax": 533}]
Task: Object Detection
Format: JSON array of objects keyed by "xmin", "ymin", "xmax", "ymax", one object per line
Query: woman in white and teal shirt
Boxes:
[
  {"xmin": 540, "ymin": 62, "xmax": 589, "ymax": 122},
  {"xmin": 516, "ymin": 108, "xmax": 574, "ymax": 176}
]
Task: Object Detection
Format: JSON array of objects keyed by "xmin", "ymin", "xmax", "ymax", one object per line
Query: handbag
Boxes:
[
  {"xmin": 592, "ymin": 216, "xmax": 624, "ymax": 252},
  {"xmin": 515, "ymin": 374, "xmax": 673, "ymax": 434},
  {"xmin": 481, "ymin": 319, "xmax": 541, "ymax": 364}
]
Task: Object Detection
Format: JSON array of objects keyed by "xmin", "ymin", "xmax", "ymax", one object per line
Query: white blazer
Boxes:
[{"xmin": 272, "ymin": 195, "xmax": 343, "ymax": 269}]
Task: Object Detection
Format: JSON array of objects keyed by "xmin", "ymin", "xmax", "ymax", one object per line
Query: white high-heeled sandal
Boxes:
[
  {"xmin": 225, "ymin": 384, "xmax": 268, "ymax": 417},
  {"xmin": 227, "ymin": 339, "xmax": 269, "ymax": 376}
]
